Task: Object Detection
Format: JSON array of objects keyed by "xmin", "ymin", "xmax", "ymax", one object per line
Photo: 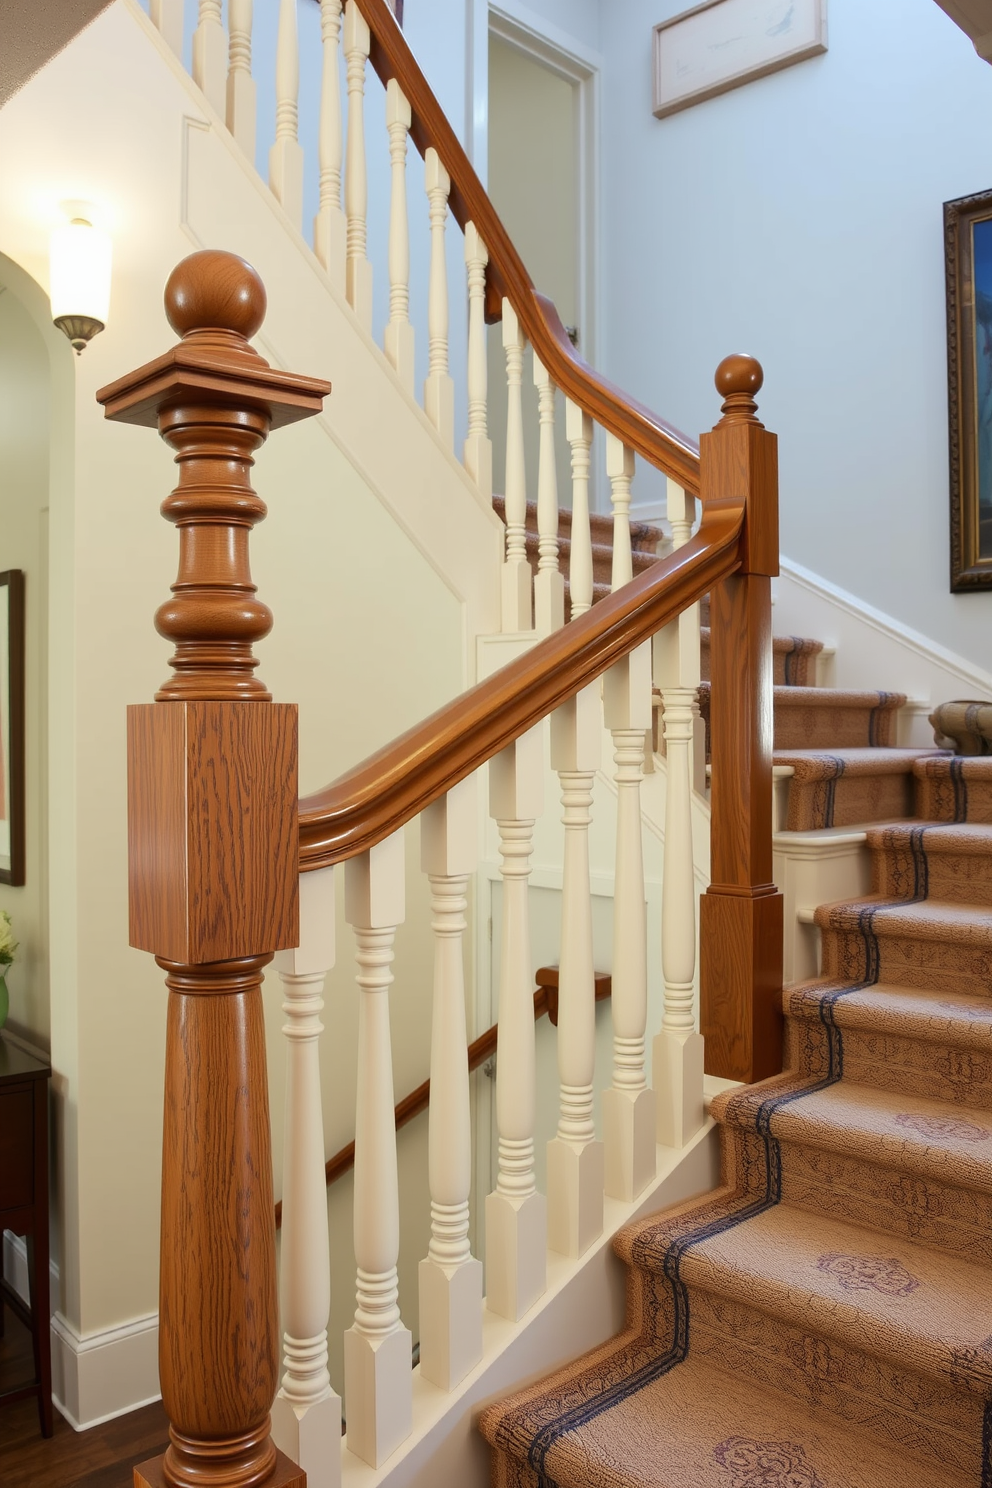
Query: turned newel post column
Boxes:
[
  {"xmin": 97, "ymin": 249, "xmax": 331, "ymax": 1488},
  {"xmin": 698, "ymin": 355, "xmax": 783, "ymax": 1084}
]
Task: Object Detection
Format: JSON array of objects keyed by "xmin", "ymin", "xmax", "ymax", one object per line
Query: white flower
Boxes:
[{"xmin": 0, "ymin": 910, "xmax": 18, "ymax": 964}]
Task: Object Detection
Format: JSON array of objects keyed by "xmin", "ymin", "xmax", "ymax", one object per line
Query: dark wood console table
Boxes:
[{"xmin": 0, "ymin": 1035, "xmax": 53, "ymax": 1436}]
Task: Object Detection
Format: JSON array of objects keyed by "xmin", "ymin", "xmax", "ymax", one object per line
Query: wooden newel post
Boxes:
[
  {"xmin": 97, "ymin": 250, "xmax": 331, "ymax": 1488},
  {"xmin": 698, "ymin": 355, "xmax": 784, "ymax": 1084}
]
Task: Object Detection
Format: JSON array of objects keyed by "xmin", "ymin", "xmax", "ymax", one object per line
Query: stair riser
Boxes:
[
  {"xmin": 775, "ymin": 702, "xmax": 899, "ymax": 751},
  {"xmin": 785, "ymin": 772, "xmax": 915, "ymax": 832},
  {"xmin": 700, "ymin": 641, "xmax": 820, "ymax": 687},
  {"xmin": 777, "ymin": 1137, "xmax": 992, "ymax": 1264},
  {"xmin": 821, "ymin": 927, "xmax": 992, "ymax": 999},
  {"xmin": 685, "ymin": 1290, "xmax": 983, "ymax": 1476},
  {"xmin": 916, "ymin": 775, "xmax": 992, "ymax": 825},
  {"xmin": 872, "ymin": 844, "xmax": 992, "ymax": 906}
]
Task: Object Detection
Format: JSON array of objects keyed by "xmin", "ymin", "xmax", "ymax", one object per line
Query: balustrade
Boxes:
[
  {"xmin": 384, "ymin": 79, "xmax": 415, "ymax": 393},
  {"xmin": 269, "ymin": 0, "xmax": 304, "ymax": 230},
  {"xmin": 314, "ymin": 0, "xmax": 347, "ymax": 285},
  {"xmin": 193, "ymin": 0, "xmax": 227, "ymax": 115},
  {"xmin": 227, "ymin": 0, "xmax": 256, "ymax": 158},
  {"xmin": 344, "ymin": 1, "xmax": 373, "ymax": 328}
]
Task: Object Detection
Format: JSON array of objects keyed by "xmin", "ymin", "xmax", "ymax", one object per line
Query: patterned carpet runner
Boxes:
[{"xmin": 481, "ymin": 698, "xmax": 992, "ymax": 1486}]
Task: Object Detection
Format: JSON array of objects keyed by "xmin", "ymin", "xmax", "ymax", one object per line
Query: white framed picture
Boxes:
[{"xmin": 653, "ymin": 0, "xmax": 827, "ymax": 119}]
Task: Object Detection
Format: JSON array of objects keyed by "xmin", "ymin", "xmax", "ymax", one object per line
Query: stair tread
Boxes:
[
  {"xmin": 753, "ymin": 1079, "xmax": 992, "ymax": 1194},
  {"xmin": 497, "ymin": 1353, "xmax": 960, "ymax": 1488},
  {"xmin": 867, "ymin": 820, "xmax": 992, "ymax": 852},
  {"xmin": 815, "ymin": 895, "xmax": 992, "ymax": 937},
  {"xmin": 772, "ymin": 686, "xmax": 907, "ymax": 709},
  {"xmin": 916, "ymin": 755, "xmax": 992, "ymax": 779},
  {"xmin": 786, "ymin": 979, "xmax": 992, "ymax": 1047},
  {"xmin": 682, "ymin": 1203, "xmax": 992, "ymax": 1378},
  {"xmin": 774, "ymin": 747, "xmax": 943, "ymax": 775}
]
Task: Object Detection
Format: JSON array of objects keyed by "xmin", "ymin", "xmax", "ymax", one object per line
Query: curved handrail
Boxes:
[
  {"xmin": 350, "ymin": 0, "xmax": 701, "ymax": 496},
  {"xmin": 298, "ymin": 495, "xmax": 743, "ymax": 868}
]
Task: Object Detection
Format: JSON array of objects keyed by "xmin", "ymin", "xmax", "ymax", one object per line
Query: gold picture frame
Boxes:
[{"xmin": 945, "ymin": 189, "xmax": 992, "ymax": 590}]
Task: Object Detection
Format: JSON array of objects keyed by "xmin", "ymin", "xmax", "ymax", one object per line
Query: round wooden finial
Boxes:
[
  {"xmin": 164, "ymin": 249, "xmax": 267, "ymax": 341},
  {"xmin": 714, "ymin": 353, "xmax": 763, "ymax": 421}
]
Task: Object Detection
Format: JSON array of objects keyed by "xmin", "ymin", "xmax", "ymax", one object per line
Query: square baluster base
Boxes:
[
  {"xmin": 418, "ymin": 1254, "xmax": 483, "ymax": 1390},
  {"xmin": 343, "ymin": 1324, "xmax": 413, "ymax": 1468},
  {"xmin": 653, "ymin": 1028, "xmax": 706, "ymax": 1149},
  {"xmin": 271, "ymin": 1387, "xmax": 342, "ymax": 1488},
  {"xmin": 485, "ymin": 1188, "xmax": 546, "ymax": 1321},
  {"xmin": 547, "ymin": 1137, "xmax": 605, "ymax": 1258},
  {"xmin": 603, "ymin": 1085, "xmax": 656, "ymax": 1202}
]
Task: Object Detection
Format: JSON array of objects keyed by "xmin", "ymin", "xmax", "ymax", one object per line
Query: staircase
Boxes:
[{"xmin": 481, "ymin": 622, "xmax": 992, "ymax": 1487}]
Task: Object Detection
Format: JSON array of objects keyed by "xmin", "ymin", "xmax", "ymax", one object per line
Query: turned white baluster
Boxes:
[
  {"xmin": 603, "ymin": 441, "xmax": 655, "ymax": 1201},
  {"xmin": 654, "ymin": 480, "xmax": 705, "ymax": 1148},
  {"xmin": 344, "ymin": 1, "xmax": 373, "ymax": 329},
  {"xmin": 548, "ymin": 689, "xmax": 603, "ymax": 1257},
  {"xmin": 193, "ymin": 0, "xmax": 227, "ymax": 116},
  {"xmin": 226, "ymin": 0, "xmax": 256, "ymax": 158},
  {"xmin": 608, "ymin": 434, "xmax": 635, "ymax": 589},
  {"xmin": 486, "ymin": 728, "xmax": 545, "ymax": 1320},
  {"xmin": 150, "ymin": 0, "xmax": 183, "ymax": 57},
  {"xmin": 565, "ymin": 400, "xmax": 594, "ymax": 618},
  {"xmin": 463, "ymin": 223, "xmax": 492, "ymax": 497},
  {"xmin": 501, "ymin": 300, "xmax": 532, "ymax": 632},
  {"xmin": 344, "ymin": 833, "xmax": 412, "ymax": 1467},
  {"xmin": 424, "ymin": 148, "xmax": 455, "ymax": 450},
  {"xmin": 269, "ymin": 0, "xmax": 304, "ymax": 231},
  {"xmin": 383, "ymin": 80, "xmax": 415, "ymax": 393},
  {"xmin": 314, "ymin": 0, "xmax": 347, "ymax": 287},
  {"xmin": 272, "ymin": 868, "xmax": 341, "ymax": 1488},
  {"xmin": 419, "ymin": 776, "xmax": 483, "ymax": 1390},
  {"xmin": 533, "ymin": 356, "xmax": 564, "ymax": 635}
]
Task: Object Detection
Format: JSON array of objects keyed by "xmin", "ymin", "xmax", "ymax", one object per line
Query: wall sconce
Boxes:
[{"xmin": 49, "ymin": 216, "xmax": 112, "ymax": 354}]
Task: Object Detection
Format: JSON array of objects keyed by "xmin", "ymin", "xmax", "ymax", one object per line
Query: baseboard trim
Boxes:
[{"xmin": 3, "ymin": 1230, "xmax": 161, "ymax": 1431}]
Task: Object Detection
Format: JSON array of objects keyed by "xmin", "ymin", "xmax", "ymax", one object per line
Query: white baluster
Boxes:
[
  {"xmin": 419, "ymin": 777, "xmax": 483, "ymax": 1390},
  {"xmin": 565, "ymin": 400, "xmax": 594, "ymax": 618},
  {"xmin": 314, "ymin": 0, "xmax": 347, "ymax": 288},
  {"xmin": 602, "ymin": 680, "xmax": 655, "ymax": 1201},
  {"xmin": 269, "ymin": 0, "xmax": 304, "ymax": 231},
  {"xmin": 226, "ymin": 0, "xmax": 256, "ymax": 158},
  {"xmin": 424, "ymin": 148, "xmax": 455, "ymax": 450},
  {"xmin": 463, "ymin": 223, "xmax": 492, "ymax": 497},
  {"xmin": 654, "ymin": 481, "xmax": 705, "ymax": 1148},
  {"xmin": 384, "ymin": 80, "xmax": 415, "ymax": 393},
  {"xmin": 150, "ymin": 0, "xmax": 183, "ymax": 58},
  {"xmin": 272, "ymin": 868, "xmax": 341, "ymax": 1488},
  {"xmin": 486, "ymin": 728, "xmax": 545, "ymax": 1321},
  {"xmin": 501, "ymin": 300, "xmax": 532, "ymax": 633},
  {"xmin": 548, "ymin": 689, "xmax": 603, "ymax": 1257},
  {"xmin": 533, "ymin": 356, "xmax": 564, "ymax": 635},
  {"xmin": 344, "ymin": 833, "xmax": 412, "ymax": 1467},
  {"xmin": 607, "ymin": 433, "xmax": 634, "ymax": 589},
  {"xmin": 344, "ymin": 1, "xmax": 373, "ymax": 329},
  {"xmin": 193, "ymin": 0, "xmax": 227, "ymax": 116}
]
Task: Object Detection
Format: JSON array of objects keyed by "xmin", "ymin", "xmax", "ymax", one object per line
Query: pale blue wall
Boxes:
[{"xmin": 598, "ymin": 0, "xmax": 992, "ymax": 669}]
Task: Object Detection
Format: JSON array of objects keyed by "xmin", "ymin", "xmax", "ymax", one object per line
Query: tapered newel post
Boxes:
[
  {"xmin": 698, "ymin": 355, "xmax": 784, "ymax": 1083},
  {"xmin": 97, "ymin": 249, "xmax": 331, "ymax": 1488}
]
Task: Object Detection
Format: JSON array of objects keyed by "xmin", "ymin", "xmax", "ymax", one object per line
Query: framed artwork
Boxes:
[
  {"xmin": 653, "ymin": 0, "xmax": 827, "ymax": 120},
  {"xmin": 0, "ymin": 571, "xmax": 25, "ymax": 885},
  {"xmin": 945, "ymin": 189, "xmax": 992, "ymax": 590}
]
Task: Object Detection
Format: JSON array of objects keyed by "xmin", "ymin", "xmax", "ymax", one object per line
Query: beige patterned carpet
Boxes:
[{"xmin": 481, "ymin": 677, "xmax": 992, "ymax": 1486}]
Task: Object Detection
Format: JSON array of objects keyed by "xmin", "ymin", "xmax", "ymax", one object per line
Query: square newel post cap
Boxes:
[{"xmin": 95, "ymin": 249, "xmax": 332, "ymax": 429}]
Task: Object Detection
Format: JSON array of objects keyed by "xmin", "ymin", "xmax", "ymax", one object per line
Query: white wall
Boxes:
[
  {"xmin": 599, "ymin": 0, "xmax": 992, "ymax": 672},
  {"xmin": 0, "ymin": 278, "xmax": 52, "ymax": 1047}
]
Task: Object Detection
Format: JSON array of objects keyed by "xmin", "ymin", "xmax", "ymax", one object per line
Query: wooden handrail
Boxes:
[
  {"xmin": 273, "ymin": 969, "xmax": 612, "ymax": 1229},
  {"xmin": 348, "ymin": 0, "xmax": 701, "ymax": 496},
  {"xmin": 298, "ymin": 497, "xmax": 744, "ymax": 869}
]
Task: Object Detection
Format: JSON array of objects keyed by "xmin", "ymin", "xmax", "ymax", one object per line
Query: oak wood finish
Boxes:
[
  {"xmin": 699, "ymin": 357, "xmax": 784, "ymax": 1083},
  {"xmin": 299, "ymin": 504, "xmax": 744, "ymax": 869},
  {"xmin": 348, "ymin": 0, "xmax": 701, "ymax": 496},
  {"xmin": 274, "ymin": 969, "xmax": 612, "ymax": 1225},
  {"xmin": 0, "ymin": 569, "xmax": 26, "ymax": 885},
  {"xmin": 99, "ymin": 252, "xmax": 329, "ymax": 1488},
  {"xmin": 0, "ymin": 1037, "xmax": 52, "ymax": 1438}
]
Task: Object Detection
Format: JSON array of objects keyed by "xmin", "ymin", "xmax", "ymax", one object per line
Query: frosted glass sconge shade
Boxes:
[{"xmin": 50, "ymin": 219, "xmax": 112, "ymax": 353}]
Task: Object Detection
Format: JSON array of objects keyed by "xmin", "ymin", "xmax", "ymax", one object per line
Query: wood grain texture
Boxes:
[
  {"xmin": 134, "ymin": 1445, "xmax": 305, "ymax": 1488},
  {"xmin": 274, "ymin": 970, "xmax": 612, "ymax": 1225},
  {"xmin": 349, "ymin": 0, "xmax": 701, "ymax": 494},
  {"xmin": 699, "ymin": 358, "xmax": 783, "ymax": 1083},
  {"xmin": 0, "ymin": 569, "xmax": 26, "ymax": 884},
  {"xmin": 155, "ymin": 959, "xmax": 283, "ymax": 1488},
  {"xmin": 128, "ymin": 702, "xmax": 299, "ymax": 963},
  {"xmin": 299, "ymin": 501, "xmax": 744, "ymax": 869}
]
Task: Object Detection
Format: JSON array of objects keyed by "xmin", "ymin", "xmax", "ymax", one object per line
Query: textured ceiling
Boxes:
[
  {"xmin": 0, "ymin": 0, "xmax": 114, "ymax": 109},
  {"xmin": 931, "ymin": 0, "xmax": 992, "ymax": 57}
]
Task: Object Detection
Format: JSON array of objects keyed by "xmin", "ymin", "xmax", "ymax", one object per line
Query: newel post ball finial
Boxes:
[
  {"xmin": 96, "ymin": 248, "xmax": 331, "ymax": 702},
  {"xmin": 715, "ymin": 353, "xmax": 763, "ymax": 424}
]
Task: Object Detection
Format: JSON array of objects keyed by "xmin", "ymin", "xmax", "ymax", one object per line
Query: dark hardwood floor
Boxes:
[{"xmin": 0, "ymin": 1301, "xmax": 169, "ymax": 1488}]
